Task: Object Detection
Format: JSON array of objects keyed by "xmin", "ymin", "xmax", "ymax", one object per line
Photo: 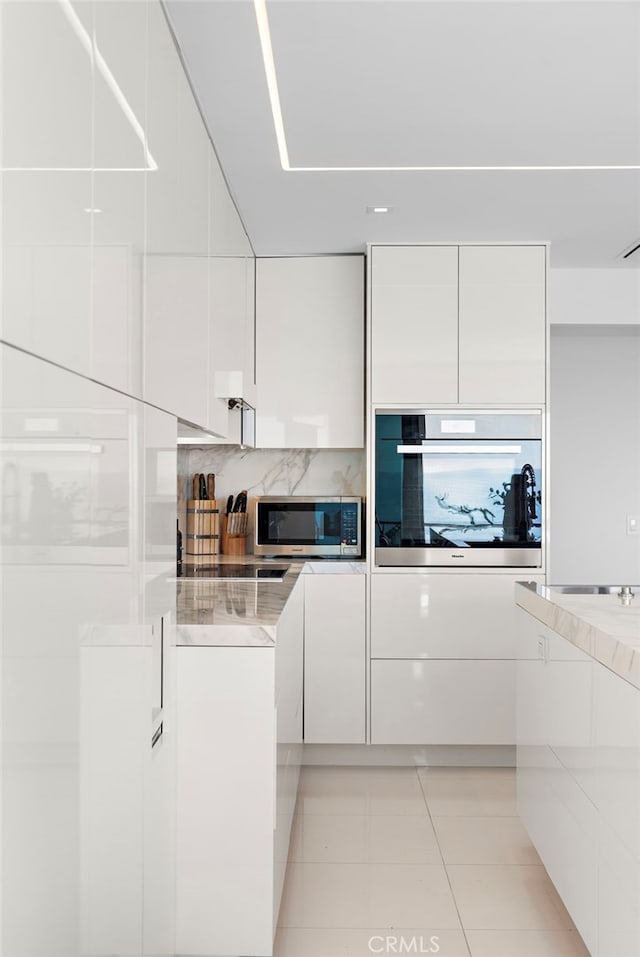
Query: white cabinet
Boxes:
[
  {"xmin": 592, "ymin": 663, "xmax": 640, "ymax": 957},
  {"xmin": 516, "ymin": 605, "xmax": 640, "ymax": 957},
  {"xmin": 256, "ymin": 256, "xmax": 364, "ymax": 448},
  {"xmin": 369, "ymin": 572, "xmax": 543, "ymax": 745},
  {"xmin": 176, "ymin": 576, "xmax": 304, "ymax": 956},
  {"xmin": 144, "ymin": 5, "xmax": 210, "ymax": 425},
  {"xmin": 371, "ymin": 572, "xmax": 542, "ymax": 659},
  {"xmin": 371, "ymin": 658, "xmax": 515, "ymax": 745},
  {"xmin": 1, "ymin": 1, "xmax": 93, "ymax": 376},
  {"xmin": 459, "ymin": 246, "xmax": 546, "ymax": 404},
  {"xmin": 369, "ymin": 244, "xmax": 546, "ymax": 406},
  {"xmin": 515, "ymin": 610, "xmax": 597, "ymax": 954},
  {"xmin": 92, "ymin": 0, "xmax": 148, "ymax": 398},
  {"xmin": 370, "ymin": 246, "xmax": 458, "ymax": 404},
  {"xmin": 304, "ymin": 573, "xmax": 366, "ymax": 744},
  {"xmin": 208, "ymin": 148, "xmax": 256, "ymax": 435},
  {"xmin": 0, "ymin": 344, "xmax": 176, "ymax": 957},
  {"xmin": 144, "ymin": 255, "xmax": 210, "ymax": 426},
  {"xmin": 274, "ymin": 575, "xmax": 304, "ymax": 921}
]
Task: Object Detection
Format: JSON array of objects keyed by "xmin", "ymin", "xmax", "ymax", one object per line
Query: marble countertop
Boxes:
[
  {"xmin": 176, "ymin": 558, "xmax": 366, "ymax": 648},
  {"xmin": 516, "ymin": 582, "xmax": 640, "ymax": 689}
]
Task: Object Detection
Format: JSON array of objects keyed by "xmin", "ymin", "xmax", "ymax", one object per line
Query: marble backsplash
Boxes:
[{"xmin": 177, "ymin": 446, "xmax": 366, "ymax": 553}]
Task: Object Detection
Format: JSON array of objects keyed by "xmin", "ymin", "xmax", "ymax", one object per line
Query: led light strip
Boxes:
[
  {"xmin": 254, "ymin": 0, "xmax": 290, "ymax": 170},
  {"xmin": 253, "ymin": 0, "xmax": 640, "ymax": 173}
]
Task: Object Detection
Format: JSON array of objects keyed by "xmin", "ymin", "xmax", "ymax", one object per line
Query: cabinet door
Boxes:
[
  {"xmin": 592, "ymin": 662, "xmax": 640, "ymax": 866},
  {"xmin": 144, "ymin": 2, "xmax": 210, "ymax": 426},
  {"xmin": 1, "ymin": 0, "xmax": 92, "ymax": 377},
  {"xmin": 371, "ymin": 659, "xmax": 515, "ymax": 744},
  {"xmin": 372, "ymin": 573, "xmax": 544, "ymax": 659},
  {"xmin": 176, "ymin": 648, "xmax": 275, "ymax": 956},
  {"xmin": 256, "ymin": 256, "xmax": 364, "ymax": 448},
  {"xmin": 92, "ymin": 0, "xmax": 148, "ymax": 398},
  {"xmin": 144, "ymin": 255, "xmax": 209, "ymax": 426},
  {"xmin": 370, "ymin": 246, "xmax": 458, "ymax": 404},
  {"xmin": 304, "ymin": 574, "xmax": 366, "ymax": 744},
  {"xmin": 459, "ymin": 245, "xmax": 546, "ymax": 404},
  {"xmin": 274, "ymin": 577, "xmax": 304, "ymax": 925},
  {"xmin": 516, "ymin": 611, "xmax": 597, "ymax": 954}
]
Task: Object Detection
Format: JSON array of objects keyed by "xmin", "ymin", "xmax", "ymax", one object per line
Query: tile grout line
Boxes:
[{"xmin": 416, "ymin": 768, "xmax": 474, "ymax": 957}]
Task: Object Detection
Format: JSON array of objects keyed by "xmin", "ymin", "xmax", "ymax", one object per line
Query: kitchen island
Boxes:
[{"xmin": 515, "ymin": 582, "xmax": 640, "ymax": 957}]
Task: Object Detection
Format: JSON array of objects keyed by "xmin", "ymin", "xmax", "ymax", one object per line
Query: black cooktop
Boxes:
[{"xmin": 181, "ymin": 564, "xmax": 289, "ymax": 581}]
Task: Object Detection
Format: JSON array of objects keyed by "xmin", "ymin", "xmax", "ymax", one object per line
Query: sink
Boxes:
[{"xmin": 551, "ymin": 585, "xmax": 638, "ymax": 595}]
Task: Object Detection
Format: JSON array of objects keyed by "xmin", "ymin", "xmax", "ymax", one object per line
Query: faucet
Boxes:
[
  {"xmin": 618, "ymin": 586, "xmax": 634, "ymax": 606},
  {"xmin": 521, "ymin": 463, "xmax": 537, "ymax": 523}
]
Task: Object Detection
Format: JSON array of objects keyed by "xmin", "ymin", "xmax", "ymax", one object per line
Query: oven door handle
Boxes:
[{"xmin": 396, "ymin": 444, "xmax": 523, "ymax": 454}]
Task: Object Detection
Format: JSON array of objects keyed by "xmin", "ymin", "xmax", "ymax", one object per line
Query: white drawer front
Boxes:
[{"xmin": 371, "ymin": 659, "xmax": 515, "ymax": 745}]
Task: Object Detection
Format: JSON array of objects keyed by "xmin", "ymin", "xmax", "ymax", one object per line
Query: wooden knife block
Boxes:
[
  {"xmin": 221, "ymin": 512, "xmax": 247, "ymax": 556},
  {"xmin": 185, "ymin": 499, "xmax": 220, "ymax": 563}
]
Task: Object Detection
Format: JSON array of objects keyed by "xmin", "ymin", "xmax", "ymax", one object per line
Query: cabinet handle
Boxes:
[
  {"xmin": 152, "ymin": 722, "xmax": 163, "ymax": 749},
  {"xmin": 537, "ymin": 634, "xmax": 549, "ymax": 662}
]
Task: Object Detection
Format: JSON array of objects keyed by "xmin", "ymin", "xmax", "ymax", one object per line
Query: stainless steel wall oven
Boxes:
[{"xmin": 374, "ymin": 410, "xmax": 543, "ymax": 567}]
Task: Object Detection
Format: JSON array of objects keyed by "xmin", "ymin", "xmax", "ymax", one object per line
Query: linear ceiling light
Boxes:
[
  {"xmin": 254, "ymin": 0, "xmax": 290, "ymax": 170},
  {"xmin": 253, "ymin": 1, "xmax": 640, "ymax": 174}
]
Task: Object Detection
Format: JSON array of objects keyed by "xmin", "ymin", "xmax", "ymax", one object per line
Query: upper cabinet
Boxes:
[
  {"xmin": 143, "ymin": 5, "xmax": 255, "ymax": 434},
  {"xmin": 91, "ymin": 0, "xmax": 149, "ymax": 398},
  {"xmin": 208, "ymin": 148, "xmax": 256, "ymax": 437},
  {"xmin": 459, "ymin": 245, "xmax": 546, "ymax": 404},
  {"xmin": 369, "ymin": 244, "xmax": 546, "ymax": 406},
  {"xmin": 370, "ymin": 246, "xmax": 459, "ymax": 404},
  {"xmin": 1, "ymin": 0, "xmax": 93, "ymax": 376},
  {"xmin": 255, "ymin": 256, "xmax": 364, "ymax": 449},
  {"xmin": 144, "ymin": 3, "xmax": 210, "ymax": 426}
]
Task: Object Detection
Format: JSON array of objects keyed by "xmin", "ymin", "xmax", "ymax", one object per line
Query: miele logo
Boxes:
[{"xmin": 452, "ymin": 554, "xmax": 465, "ymax": 559}]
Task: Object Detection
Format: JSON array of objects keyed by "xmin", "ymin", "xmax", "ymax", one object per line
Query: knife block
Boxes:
[
  {"xmin": 185, "ymin": 499, "xmax": 220, "ymax": 564},
  {"xmin": 221, "ymin": 512, "xmax": 247, "ymax": 556}
]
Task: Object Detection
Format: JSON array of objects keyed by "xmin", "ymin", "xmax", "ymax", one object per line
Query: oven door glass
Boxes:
[{"xmin": 375, "ymin": 414, "xmax": 542, "ymax": 553}]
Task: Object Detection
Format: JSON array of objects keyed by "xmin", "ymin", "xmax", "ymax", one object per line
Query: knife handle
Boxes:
[
  {"xmin": 199, "ymin": 474, "xmax": 207, "ymax": 500},
  {"xmin": 207, "ymin": 473, "xmax": 216, "ymax": 501},
  {"xmin": 192, "ymin": 474, "xmax": 200, "ymax": 500}
]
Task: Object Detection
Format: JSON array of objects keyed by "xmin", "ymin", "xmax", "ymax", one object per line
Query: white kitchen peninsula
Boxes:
[
  {"xmin": 516, "ymin": 582, "xmax": 640, "ymax": 957},
  {"xmin": 175, "ymin": 566, "xmax": 304, "ymax": 956}
]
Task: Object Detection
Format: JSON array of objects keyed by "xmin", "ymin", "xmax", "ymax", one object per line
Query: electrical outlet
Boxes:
[{"xmin": 627, "ymin": 516, "xmax": 639, "ymax": 535}]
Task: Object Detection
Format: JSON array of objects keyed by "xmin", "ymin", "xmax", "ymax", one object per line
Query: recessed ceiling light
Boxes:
[
  {"xmin": 84, "ymin": 208, "xmax": 103, "ymax": 214},
  {"xmin": 367, "ymin": 206, "xmax": 393, "ymax": 214}
]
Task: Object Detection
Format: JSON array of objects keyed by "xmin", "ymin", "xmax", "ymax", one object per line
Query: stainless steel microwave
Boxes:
[{"xmin": 254, "ymin": 496, "xmax": 363, "ymax": 558}]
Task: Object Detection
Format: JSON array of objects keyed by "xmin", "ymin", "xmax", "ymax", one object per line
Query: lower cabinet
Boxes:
[
  {"xmin": 303, "ymin": 573, "xmax": 366, "ymax": 744},
  {"xmin": 370, "ymin": 572, "xmax": 544, "ymax": 745},
  {"xmin": 516, "ymin": 609, "xmax": 597, "ymax": 953},
  {"xmin": 371, "ymin": 659, "xmax": 515, "ymax": 745},
  {"xmin": 516, "ymin": 605, "xmax": 640, "ymax": 957},
  {"xmin": 175, "ymin": 576, "xmax": 303, "ymax": 957}
]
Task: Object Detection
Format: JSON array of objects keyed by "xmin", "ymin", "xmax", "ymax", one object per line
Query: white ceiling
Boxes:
[{"xmin": 165, "ymin": 0, "xmax": 640, "ymax": 266}]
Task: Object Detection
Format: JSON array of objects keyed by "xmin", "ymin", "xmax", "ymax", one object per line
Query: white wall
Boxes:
[
  {"xmin": 549, "ymin": 325, "xmax": 640, "ymax": 584},
  {"xmin": 550, "ymin": 268, "xmax": 640, "ymax": 325}
]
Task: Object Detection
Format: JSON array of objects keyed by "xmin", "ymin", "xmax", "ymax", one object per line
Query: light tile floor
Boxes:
[{"xmin": 274, "ymin": 767, "xmax": 591, "ymax": 957}]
